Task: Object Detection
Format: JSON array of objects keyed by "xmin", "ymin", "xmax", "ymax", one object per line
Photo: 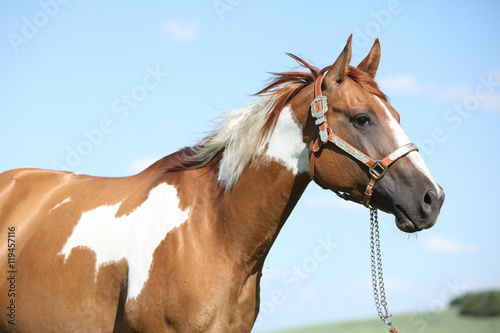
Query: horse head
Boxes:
[{"xmin": 291, "ymin": 35, "xmax": 444, "ymax": 232}]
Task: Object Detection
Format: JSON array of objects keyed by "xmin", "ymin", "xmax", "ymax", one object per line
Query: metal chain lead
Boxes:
[{"xmin": 370, "ymin": 207, "xmax": 398, "ymax": 333}]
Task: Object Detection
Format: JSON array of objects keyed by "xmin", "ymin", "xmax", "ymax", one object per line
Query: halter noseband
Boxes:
[{"xmin": 309, "ymin": 75, "xmax": 418, "ymax": 208}]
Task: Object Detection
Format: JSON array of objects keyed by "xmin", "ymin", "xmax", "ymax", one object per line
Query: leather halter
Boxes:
[{"xmin": 309, "ymin": 75, "xmax": 419, "ymax": 208}]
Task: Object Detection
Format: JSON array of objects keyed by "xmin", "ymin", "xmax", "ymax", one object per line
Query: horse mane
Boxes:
[
  {"xmin": 347, "ymin": 66, "xmax": 387, "ymax": 102},
  {"xmin": 163, "ymin": 54, "xmax": 386, "ymax": 192}
]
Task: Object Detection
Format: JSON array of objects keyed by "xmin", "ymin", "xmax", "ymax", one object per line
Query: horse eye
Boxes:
[{"xmin": 355, "ymin": 116, "xmax": 370, "ymax": 127}]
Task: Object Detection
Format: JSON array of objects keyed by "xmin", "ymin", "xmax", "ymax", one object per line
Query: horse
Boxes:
[{"xmin": 0, "ymin": 35, "xmax": 444, "ymax": 332}]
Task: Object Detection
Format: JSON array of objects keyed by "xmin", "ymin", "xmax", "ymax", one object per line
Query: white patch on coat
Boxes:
[
  {"xmin": 375, "ymin": 96, "xmax": 411, "ymax": 146},
  {"xmin": 263, "ymin": 105, "xmax": 309, "ymax": 175},
  {"xmin": 187, "ymin": 94, "xmax": 277, "ymax": 192},
  {"xmin": 406, "ymin": 151, "xmax": 442, "ymax": 193},
  {"xmin": 49, "ymin": 197, "xmax": 72, "ymax": 213},
  {"xmin": 375, "ymin": 97, "xmax": 442, "ymax": 192},
  {"xmin": 184, "ymin": 94, "xmax": 309, "ymax": 191},
  {"xmin": 59, "ymin": 183, "xmax": 190, "ymax": 300}
]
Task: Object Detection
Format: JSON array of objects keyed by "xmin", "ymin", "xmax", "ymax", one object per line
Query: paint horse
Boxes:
[{"xmin": 0, "ymin": 36, "xmax": 444, "ymax": 332}]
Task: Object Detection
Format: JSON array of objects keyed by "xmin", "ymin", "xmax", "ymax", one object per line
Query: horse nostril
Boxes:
[
  {"xmin": 419, "ymin": 188, "xmax": 445, "ymax": 223},
  {"xmin": 420, "ymin": 190, "xmax": 437, "ymax": 221},
  {"xmin": 424, "ymin": 190, "xmax": 434, "ymax": 206}
]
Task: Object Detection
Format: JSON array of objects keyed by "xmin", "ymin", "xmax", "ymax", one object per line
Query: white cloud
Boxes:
[
  {"xmin": 127, "ymin": 156, "xmax": 158, "ymax": 175},
  {"xmin": 440, "ymin": 86, "xmax": 472, "ymax": 102},
  {"xmin": 378, "ymin": 75, "xmax": 422, "ymax": 94},
  {"xmin": 303, "ymin": 193, "xmax": 365, "ymax": 213},
  {"xmin": 384, "ymin": 276, "xmax": 412, "ymax": 291},
  {"xmin": 421, "ymin": 235, "xmax": 478, "ymax": 255},
  {"xmin": 378, "ymin": 70, "xmax": 500, "ymax": 113},
  {"xmin": 480, "ymin": 92, "xmax": 500, "ymax": 112},
  {"xmin": 162, "ymin": 19, "xmax": 200, "ymax": 42},
  {"xmin": 440, "ymin": 72, "xmax": 500, "ymax": 113},
  {"xmin": 296, "ymin": 286, "xmax": 319, "ymax": 301}
]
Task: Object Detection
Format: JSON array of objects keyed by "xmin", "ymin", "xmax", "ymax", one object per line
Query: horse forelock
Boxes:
[
  {"xmin": 164, "ymin": 54, "xmax": 387, "ymax": 192},
  {"xmin": 346, "ymin": 66, "xmax": 387, "ymax": 102}
]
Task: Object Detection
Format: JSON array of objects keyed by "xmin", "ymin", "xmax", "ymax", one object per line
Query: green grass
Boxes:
[{"xmin": 271, "ymin": 308, "xmax": 500, "ymax": 333}]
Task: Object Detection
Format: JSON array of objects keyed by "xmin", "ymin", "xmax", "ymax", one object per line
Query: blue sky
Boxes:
[{"xmin": 1, "ymin": 1, "xmax": 500, "ymax": 332}]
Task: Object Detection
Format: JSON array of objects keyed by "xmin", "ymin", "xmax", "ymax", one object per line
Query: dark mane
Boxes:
[
  {"xmin": 255, "ymin": 54, "xmax": 387, "ymax": 130},
  {"xmin": 255, "ymin": 54, "xmax": 327, "ymax": 132},
  {"xmin": 161, "ymin": 54, "xmax": 387, "ymax": 176}
]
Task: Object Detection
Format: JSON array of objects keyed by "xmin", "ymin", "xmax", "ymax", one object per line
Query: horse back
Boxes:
[{"xmin": 0, "ymin": 167, "xmax": 146, "ymax": 331}]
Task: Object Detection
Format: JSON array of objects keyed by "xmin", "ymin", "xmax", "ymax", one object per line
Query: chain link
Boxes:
[{"xmin": 370, "ymin": 207, "xmax": 397, "ymax": 333}]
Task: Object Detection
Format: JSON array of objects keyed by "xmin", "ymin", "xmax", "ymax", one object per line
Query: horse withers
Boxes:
[{"xmin": 0, "ymin": 35, "xmax": 444, "ymax": 332}]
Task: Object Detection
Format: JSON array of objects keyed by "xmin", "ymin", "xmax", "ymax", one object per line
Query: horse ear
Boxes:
[
  {"xmin": 324, "ymin": 34, "xmax": 352, "ymax": 84},
  {"xmin": 357, "ymin": 39, "xmax": 381, "ymax": 78}
]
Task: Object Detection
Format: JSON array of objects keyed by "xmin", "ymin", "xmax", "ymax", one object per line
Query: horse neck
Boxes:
[
  {"xmin": 215, "ymin": 105, "xmax": 312, "ymax": 271},
  {"xmin": 218, "ymin": 161, "xmax": 310, "ymax": 271}
]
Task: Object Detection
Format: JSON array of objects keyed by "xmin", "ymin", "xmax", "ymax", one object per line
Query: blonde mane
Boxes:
[
  {"xmin": 164, "ymin": 54, "xmax": 386, "ymax": 192},
  {"xmin": 189, "ymin": 94, "xmax": 277, "ymax": 191}
]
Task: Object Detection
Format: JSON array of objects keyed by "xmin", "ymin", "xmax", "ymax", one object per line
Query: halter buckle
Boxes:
[
  {"xmin": 310, "ymin": 95, "xmax": 328, "ymax": 118},
  {"xmin": 369, "ymin": 161, "xmax": 387, "ymax": 180}
]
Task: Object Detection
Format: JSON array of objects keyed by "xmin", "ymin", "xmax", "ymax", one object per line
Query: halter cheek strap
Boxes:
[{"xmin": 309, "ymin": 75, "xmax": 418, "ymax": 208}]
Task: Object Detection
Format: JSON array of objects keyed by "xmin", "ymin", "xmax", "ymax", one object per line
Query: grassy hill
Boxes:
[{"xmin": 271, "ymin": 308, "xmax": 500, "ymax": 333}]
